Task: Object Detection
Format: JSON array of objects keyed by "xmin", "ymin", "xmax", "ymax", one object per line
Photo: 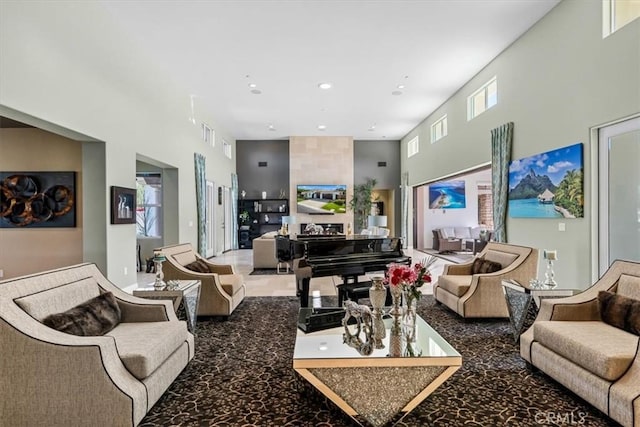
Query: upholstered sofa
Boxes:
[
  {"xmin": 434, "ymin": 242, "xmax": 539, "ymax": 318},
  {"xmin": 520, "ymin": 260, "xmax": 640, "ymax": 427},
  {"xmin": 252, "ymin": 231, "xmax": 279, "ymax": 269},
  {"xmin": 433, "ymin": 226, "xmax": 488, "ymax": 253},
  {"xmin": 157, "ymin": 243, "xmax": 245, "ymax": 317},
  {"xmin": 0, "ymin": 263, "xmax": 194, "ymax": 426}
]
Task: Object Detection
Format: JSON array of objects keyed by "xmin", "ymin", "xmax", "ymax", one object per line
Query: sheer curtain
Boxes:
[
  {"xmin": 231, "ymin": 173, "xmax": 239, "ymax": 250},
  {"xmin": 194, "ymin": 153, "xmax": 207, "ymax": 256},
  {"xmin": 490, "ymin": 122, "xmax": 513, "ymax": 243},
  {"xmin": 401, "ymin": 172, "xmax": 409, "ymax": 248}
]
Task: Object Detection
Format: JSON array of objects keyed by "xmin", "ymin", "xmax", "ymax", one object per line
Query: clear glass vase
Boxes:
[{"xmin": 402, "ymin": 289, "xmax": 418, "ymax": 342}]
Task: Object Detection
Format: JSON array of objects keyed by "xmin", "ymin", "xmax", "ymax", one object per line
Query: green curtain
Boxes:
[
  {"xmin": 194, "ymin": 153, "xmax": 206, "ymax": 256},
  {"xmin": 491, "ymin": 122, "xmax": 513, "ymax": 243},
  {"xmin": 231, "ymin": 173, "xmax": 239, "ymax": 250},
  {"xmin": 401, "ymin": 172, "xmax": 409, "ymax": 248}
]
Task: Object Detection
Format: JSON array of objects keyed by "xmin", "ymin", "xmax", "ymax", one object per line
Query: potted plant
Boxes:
[
  {"xmin": 239, "ymin": 210, "xmax": 251, "ymax": 230},
  {"xmin": 348, "ymin": 178, "xmax": 378, "ymax": 231}
]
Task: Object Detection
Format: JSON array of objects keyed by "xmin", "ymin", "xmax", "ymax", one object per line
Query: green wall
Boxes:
[{"xmin": 402, "ymin": 0, "xmax": 640, "ymax": 287}]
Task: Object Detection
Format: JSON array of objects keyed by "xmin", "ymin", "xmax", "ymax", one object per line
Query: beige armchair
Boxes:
[
  {"xmin": 0, "ymin": 263, "xmax": 194, "ymax": 425},
  {"xmin": 156, "ymin": 243, "xmax": 246, "ymax": 318},
  {"xmin": 520, "ymin": 260, "xmax": 640, "ymax": 427},
  {"xmin": 434, "ymin": 242, "xmax": 539, "ymax": 318}
]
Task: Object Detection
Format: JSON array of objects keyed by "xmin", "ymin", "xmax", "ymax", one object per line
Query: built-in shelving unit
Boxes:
[{"xmin": 238, "ymin": 198, "xmax": 289, "ymax": 248}]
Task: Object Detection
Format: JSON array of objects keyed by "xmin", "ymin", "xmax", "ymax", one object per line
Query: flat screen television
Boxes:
[{"xmin": 296, "ymin": 184, "xmax": 347, "ymax": 214}]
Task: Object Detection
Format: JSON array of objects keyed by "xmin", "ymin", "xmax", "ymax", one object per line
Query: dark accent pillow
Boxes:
[
  {"xmin": 184, "ymin": 259, "xmax": 210, "ymax": 273},
  {"xmin": 599, "ymin": 290, "xmax": 640, "ymax": 335},
  {"xmin": 43, "ymin": 292, "xmax": 121, "ymax": 336},
  {"xmin": 471, "ymin": 258, "xmax": 502, "ymax": 275}
]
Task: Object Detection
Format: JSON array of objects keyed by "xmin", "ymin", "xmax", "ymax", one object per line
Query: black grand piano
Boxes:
[{"xmin": 282, "ymin": 235, "xmax": 410, "ymax": 307}]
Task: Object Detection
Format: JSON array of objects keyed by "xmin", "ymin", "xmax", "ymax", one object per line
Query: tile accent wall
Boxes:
[{"xmin": 289, "ymin": 136, "xmax": 354, "ymax": 234}]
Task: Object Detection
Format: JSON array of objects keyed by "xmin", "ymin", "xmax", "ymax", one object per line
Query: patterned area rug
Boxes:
[{"xmin": 140, "ymin": 297, "xmax": 616, "ymax": 427}]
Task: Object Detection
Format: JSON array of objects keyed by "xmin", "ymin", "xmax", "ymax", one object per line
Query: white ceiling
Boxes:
[{"xmin": 100, "ymin": 0, "xmax": 560, "ymax": 141}]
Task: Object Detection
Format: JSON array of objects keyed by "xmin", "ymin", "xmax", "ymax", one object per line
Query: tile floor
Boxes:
[{"xmin": 136, "ymin": 248, "xmax": 449, "ymax": 297}]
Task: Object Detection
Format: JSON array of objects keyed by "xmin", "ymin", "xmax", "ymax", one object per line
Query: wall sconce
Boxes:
[{"xmin": 543, "ymin": 249, "xmax": 557, "ymax": 288}]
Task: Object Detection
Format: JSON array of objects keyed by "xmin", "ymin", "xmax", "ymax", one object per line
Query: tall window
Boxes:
[
  {"xmin": 407, "ymin": 135, "xmax": 419, "ymax": 157},
  {"xmin": 223, "ymin": 139, "xmax": 232, "ymax": 159},
  {"xmin": 136, "ymin": 173, "xmax": 162, "ymax": 237},
  {"xmin": 202, "ymin": 123, "xmax": 215, "ymax": 147},
  {"xmin": 467, "ymin": 76, "xmax": 497, "ymax": 120},
  {"xmin": 431, "ymin": 115, "xmax": 448, "ymax": 143},
  {"xmin": 603, "ymin": 0, "xmax": 640, "ymax": 37}
]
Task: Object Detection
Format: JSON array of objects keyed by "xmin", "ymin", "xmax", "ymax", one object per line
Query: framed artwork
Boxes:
[
  {"xmin": 428, "ymin": 180, "xmax": 466, "ymax": 209},
  {"xmin": 110, "ymin": 186, "xmax": 136, "ymax": 224},
  {"xmin": 508, "ymin": 142, "xmax": 584, "ymax": 218},
  {"xmin": 0, "ymin": 171, "xmax": 76, "ymax": 228}
]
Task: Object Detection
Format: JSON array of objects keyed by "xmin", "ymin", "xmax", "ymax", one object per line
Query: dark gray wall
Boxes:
[
  {"xmin": 354, "ymin": 140, "xmax": 402, "ymax": 233},
  {"xmin": 236, "ymin": 140, "xmax": 290, "ymax": 199}
]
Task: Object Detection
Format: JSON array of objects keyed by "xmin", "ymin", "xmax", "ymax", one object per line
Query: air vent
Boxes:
[
  {"xmin": 378, "ymin": 161, "xmax": 387, "ymax": 167},
  {"xmin": 258, "ymin": 161, "xmax": 268, "ymax": 167}
]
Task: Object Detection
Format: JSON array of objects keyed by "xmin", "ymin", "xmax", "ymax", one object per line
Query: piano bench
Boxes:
[{"xmin": 337, "ymin": 281, "xmax": 392, "ymax": 306}]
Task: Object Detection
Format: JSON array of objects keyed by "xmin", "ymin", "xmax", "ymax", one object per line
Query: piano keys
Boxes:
[{"xmin": 289, "ymin": 235, "xmax": 410, "ymax": 307}]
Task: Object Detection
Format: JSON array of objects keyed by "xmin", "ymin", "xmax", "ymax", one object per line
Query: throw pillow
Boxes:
[
  {"xmin": 471, "ymin": 258, "xmax": 502, "ymax": 275},
  {"xmin": 184, "ymin": 259, "xmax": 211, "ymax": 273},
  {"xmin": 599, "ymin": 290, "xmax": 640, "ymax": 335},
  {"xmin": 43, "ymin": 292, "xmax": 121, "ymax": 336}
]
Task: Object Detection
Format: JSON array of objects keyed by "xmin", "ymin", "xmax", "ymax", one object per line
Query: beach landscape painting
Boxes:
[
  {"xmin": 429, "ymin": 180, "xmax": 466, "ymax": 209},
  {"xmin": 508, "ymin": 142, "xmax": 584, "ymax": 218}
]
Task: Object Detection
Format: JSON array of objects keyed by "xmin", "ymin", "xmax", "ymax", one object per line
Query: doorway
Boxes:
[
  {"xmin": 597, "ymin": 116, "xmax": 640, "ymax": 276},
  {"xmin": 223, "ymin": 186, "xmax": 233, "ymax": 252},
  {"xmin": 205, "ymin": 180, "xmax": 216, "ymax": 258}
]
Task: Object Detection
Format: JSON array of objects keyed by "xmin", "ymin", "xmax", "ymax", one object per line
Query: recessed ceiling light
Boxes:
[
  {"xmin": 391, "ymin": 90, "xmax": 403, "ymax": 96},
  {"xmin": 368, "ymin": 126, "xmax": 376, "ymax": 131},
  {"xmin": 248, "ymin": 83, "xmax": 257, "ymax": 88},
  {"xmin": 268, "ymin": 124, "xmax": 276, "ymax": 131},
  {"xmin": 318, "ymin": 82, "xmax": 332, "ymax": 90},
  {"xmin": 317, "ymin": 124, "xmax": 327, "ymax": 131},
  {"xmin": 397, "ymin": 84, "xmax": 405, "ymax": 89},
  {"xmin": 251, "ymin": 89, "xmax": 262, "ymax": 95}
]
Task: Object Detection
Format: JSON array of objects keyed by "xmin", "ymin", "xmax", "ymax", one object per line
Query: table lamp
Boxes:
[
  {"xmin": 153, "ymin": 252, "xmax": 167, "ymax": 290},
  {"xmin": 281, "ymin": 215, "xmax": 297, "ymax": 235}
]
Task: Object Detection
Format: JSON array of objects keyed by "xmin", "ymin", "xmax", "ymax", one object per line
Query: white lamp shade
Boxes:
[
  {"xmin": 367, "ymin": 215, "xmax": 387, "ymax": 227},
  {"xmin": 282, "ymin": 216, "xmax": 297, "ymax": 225},
  {"xmin": 543, "ymin": 249, "xmax": 557, "ymax": 261}
]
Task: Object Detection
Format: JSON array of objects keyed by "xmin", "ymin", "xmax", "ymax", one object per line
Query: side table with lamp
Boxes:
[{"xmin": 501, "ymin": 250, "xmax": 579, "ymax": 342}]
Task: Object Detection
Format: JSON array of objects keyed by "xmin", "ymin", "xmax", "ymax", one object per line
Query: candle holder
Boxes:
[
  {"xmin": 543, "ymin": 249, "xmax": 557, "ymax": 288},
  {"xmin": 153, "ymin": 253, "xmax": 167, "ymax": 290}
]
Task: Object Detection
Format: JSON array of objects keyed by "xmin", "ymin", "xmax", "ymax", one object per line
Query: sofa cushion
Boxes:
[
  {"xmin": 470, "ymin": 227, "xmax": 482, "ymax": 239},
  {"xmin": 454, "ymin": 227, "xmax": 471, "ymax": 239},
  {"xmin": 261, "ymin": 231, "xmax": 278, "ymax": 239},
  {"xmin": 42, "ymin": 292, "xmax": 121, "ymax": 336},
  {"xmin": 106, "ymin": 321, "xmax": 188, "ymax": 380},
  {"xmin": 15, "ymin": 277, "xmax": 101, "ymax": 321},
  {"xmin": 184, "ymin": 259, "xmax": 210, "ymax": 273},
  {"xmin": 438, "ymin": 275, "xmax": 471, "ymax": 297},
  {"xmin": 219, "ymin": 274, "xmax": 244, "ymax": 296},
  {"xmin": 617, "ymin": 274, "xmax": 640, "ymax": 300},
  {"xmin": 471, "ymin": 258, "xmax": 502, "ymax": 275},
  {"xmin": 533, "ymin": 321, "xmax": 639, "ymax": 381},
  {"xmin": 172, "ymin": 251, "xmax": 197, "ymax": 267},
  {"xmin": 599, "ymin": 290, "xmax": 640, "ymax": 335},
  {"xmin": 484, "ymin": 250, "xmax": 518, "ymax": 269},
  {"xmin": 440, "ymin": 227, "xmax": 455, "ymax": 239}
]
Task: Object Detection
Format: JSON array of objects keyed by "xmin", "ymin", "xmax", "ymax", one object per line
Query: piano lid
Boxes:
[{"xmin": 291, "ymin": 235, "xmax": 403, "ymax": 260}]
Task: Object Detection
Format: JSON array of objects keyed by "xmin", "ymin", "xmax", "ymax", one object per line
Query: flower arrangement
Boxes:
[{"xmin": 385, "ymin": 256, "xmax": 437, "ymax": 302}]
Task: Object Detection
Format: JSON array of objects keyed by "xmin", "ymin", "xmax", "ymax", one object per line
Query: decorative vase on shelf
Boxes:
[
  {"xmin": 402, "ymin": 289, "xmax": 418, "ymax": 342},
  {"xmin": 369, "ymin": 276, "xmax": 386, "ymax": 349}
]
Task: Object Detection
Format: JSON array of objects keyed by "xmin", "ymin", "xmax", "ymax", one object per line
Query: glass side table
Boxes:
[
  {"xmin": 501, "ymin": 280, "xmax": 579, "ymax": 343},
  {"xmin": 133, "ymin": 279, "xmax": 201, "ymax": 334}
]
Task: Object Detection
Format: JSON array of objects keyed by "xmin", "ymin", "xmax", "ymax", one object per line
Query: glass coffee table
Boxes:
[{"xmin": 293, "ymin": 309, "xmax": 461, "ymax": 427}]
